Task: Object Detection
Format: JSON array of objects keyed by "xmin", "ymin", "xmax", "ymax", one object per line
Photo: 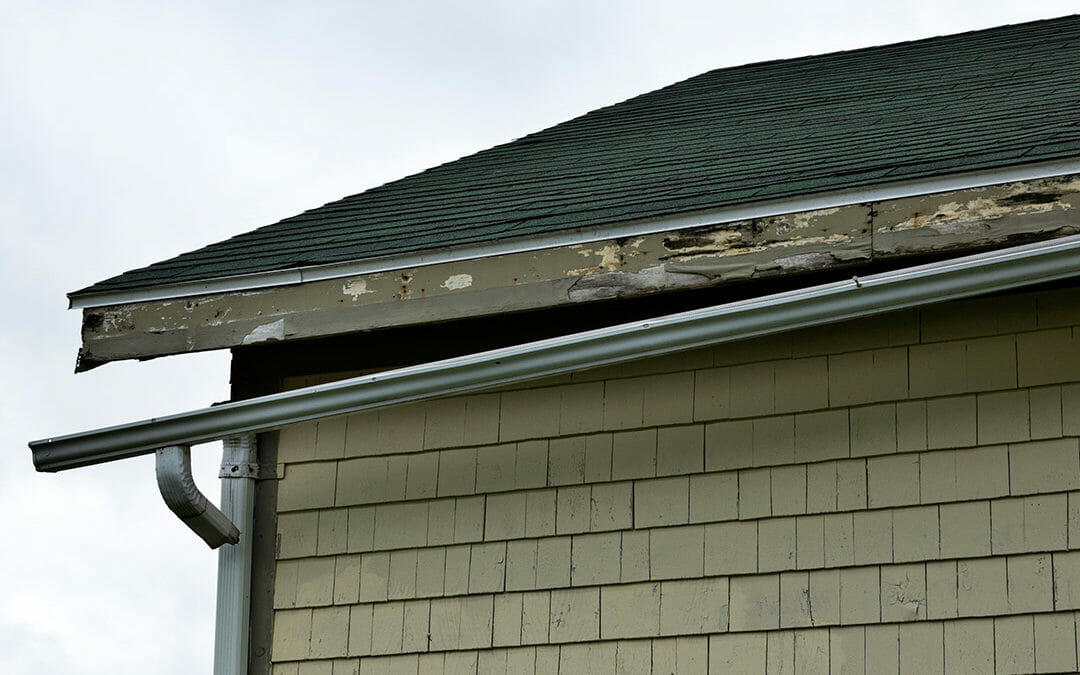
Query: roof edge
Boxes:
[
  {"xmin": 36, "ymin": 232, "xmax": 1080, "ymax": 472},
  {"xmin": 69, "ymin": 157, "xmax": 1080, "ymax": 310}
]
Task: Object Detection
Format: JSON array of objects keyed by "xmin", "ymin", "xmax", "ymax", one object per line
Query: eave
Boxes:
[
  {"xmin": 74, "ymin": 164, "xmax": 1080, "ymax": 371},
  {"xmin": 33, "ymin": 232, "xmax": 1080, "ymax": 471}
]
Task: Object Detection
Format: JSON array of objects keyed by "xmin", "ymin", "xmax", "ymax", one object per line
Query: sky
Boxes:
[{"xmin": 2, "ymin": 1, "xmax": 1077, "ymax": 672}]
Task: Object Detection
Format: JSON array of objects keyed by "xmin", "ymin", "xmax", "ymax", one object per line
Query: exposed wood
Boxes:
[{"xmin": 77, "ymin": 175, "xmax": 1080, "ymax": 369}]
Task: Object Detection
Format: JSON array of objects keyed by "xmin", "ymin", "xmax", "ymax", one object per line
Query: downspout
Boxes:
[
  {"xmin": 154, "ymin": 435, "xmax": 257, "ymax": 675},
  {"xmin": 214, "ymin": 434, "xmax": 258, "ymax": 675}
]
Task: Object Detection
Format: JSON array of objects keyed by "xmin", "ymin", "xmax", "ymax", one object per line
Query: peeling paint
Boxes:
[
  {"xmin": 343, "ymin": 279, "xmax": 375, "ymax": 299},
  {"xmin": 147, "ymin": 324, "xmax": 186, "ymax": 333},
  {"xmin": 597, "ymin": 245, "xmax": 621, "ymax": 270},
  {"xmin": 568, "ymin": 265, "xmax": 711, "ymax": 302},
  {"xmin": 242, "ymin": 319, "xmax": 285, "ymax": 345},
  {"xmin": 771, "ymin": 233, "xmax": 852, "ymax": 249},
  {"xmin": 789, "ymin": 206, "xmax": 840, "ymax": 230},
  {"xmin": 440, "ymin": 274, "xmax": 473, "ymax": 290},
  {"xmin": 662, "ymin": 227, "xmax": 747, "ymax": 255},
  {"xmin": 76, "ymin": 174, "xmax": 1080, "ymax": 368},
  {"xmin": 568, "ymin": 244, "xmax": 624, "ymax": 276},
  {"xmin": 101, "ymin": 310, "xmax": 134, "ymax": 333},
  {"xmin": 666, "ymin": 233, "xmax": 868, "ymax": 280},
  {"xmin": 881, "ymin": 196, "xmax": 1062, "ymax": 233},
  {"xmin": 873, "ymin": 177, "xmax": 1080, "ymax": 256},
  {"xmin": 879, "ymin": 178, "xmax": 1080, "ymax": 237},
  {"xmin": 206, "ymin": 307, "xmax": 232, "ymax": 327},
  {"xmin": 396, "ymin": 272, "xmax": 415, "ymax": 299}
]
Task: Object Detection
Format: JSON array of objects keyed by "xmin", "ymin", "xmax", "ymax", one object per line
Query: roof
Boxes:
[{"xmin": 74, "ymin": 14, "xmax": 1080, "ymax": 298}]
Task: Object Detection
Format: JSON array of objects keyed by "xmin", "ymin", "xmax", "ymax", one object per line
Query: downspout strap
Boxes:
[{"xmin": 219, "ymin": 434, "xmax": 259, "ymax": 479}]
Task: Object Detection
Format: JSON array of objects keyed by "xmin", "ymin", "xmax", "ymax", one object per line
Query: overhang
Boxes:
[
  {"xmin": 74, "ymin": 169, "xmax": 1080, "ymax": 370},
  {"xmin": 34, "ymin": 232, "xmax": 1080, "ymax": 472}
]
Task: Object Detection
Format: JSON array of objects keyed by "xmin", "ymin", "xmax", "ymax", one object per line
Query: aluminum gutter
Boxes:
[
  {"xmin": 33, "ymin": 233, "xmax": 1080, "ymax": 471},
  {"xmin": 67, "ymin": 158, "xmax": 1080, "ymax": 309}
]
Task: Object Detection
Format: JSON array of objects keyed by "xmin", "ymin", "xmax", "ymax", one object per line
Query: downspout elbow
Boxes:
[{"xmin": 155, "ymin": 445, "xmax": 240, "ymax": 548}]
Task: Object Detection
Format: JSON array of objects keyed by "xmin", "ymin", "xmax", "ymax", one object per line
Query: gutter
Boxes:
[
  {"xmin": 67, "ymin": 157, "xmax": 1080, "ymax": 309},
  {"xmin": 34, "ymin": 232, "xmax": 1080, "ymax": 472}
]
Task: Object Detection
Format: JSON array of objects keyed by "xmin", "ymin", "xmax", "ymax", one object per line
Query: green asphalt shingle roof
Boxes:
[{"xmin": 75, "ymin": 15, "xmax": 1080, "ymax": 298}]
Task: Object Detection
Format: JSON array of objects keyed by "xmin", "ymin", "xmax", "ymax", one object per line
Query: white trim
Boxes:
[{"xmin": 69, "ymin": 158, "xmax": 1080, "ymax": 309}]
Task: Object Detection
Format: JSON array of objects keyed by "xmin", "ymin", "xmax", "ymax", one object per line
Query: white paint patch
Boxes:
[
  {"xmin": 597, "ymin": 245, "xmax": 620, "ymax": 270},
  {"xmin": 242, "ymin": 319, "xmax": 285, "ymax": 345},
  {"xmin": 771, "ymin": 233, "xmax": 851, "ymax": 248},
  {"xmin": 342, "ymin": 279, "xmax": 375, "ymax": 299},
  {"xmin": 657, "ymin": 229, "xmax": 745, "ymax": 256},
  {"xmin": 884, "ymin": 193, "xmax": 1068, "ymax": 233},
  {"xmin": 101, "ymin": 310, "xmax": 133, "ymax": 333},
  {"xmin": 568, "ymin": 244, "xmax": 623, "ymax": 276},
  {"xmin": 205, "ymin": 307, "xmax": 232, "ymax": 326},
  {"xmin": 441, "ymin": 273, "xmax": 473, "ymax": 290},
  {"xmin": 791, "ymin": 206, "xmax": 840, "ymax": 229}
]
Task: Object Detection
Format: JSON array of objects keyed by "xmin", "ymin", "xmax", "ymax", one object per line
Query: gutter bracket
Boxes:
[{"xmin": 156, "ymin": 445, "xmax": 240, "ymax": 549}]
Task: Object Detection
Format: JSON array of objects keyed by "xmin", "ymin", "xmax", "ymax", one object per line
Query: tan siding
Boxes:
[{"xmin": 268, "ymin": 287, "xmax": 1080, "ymax": 671}]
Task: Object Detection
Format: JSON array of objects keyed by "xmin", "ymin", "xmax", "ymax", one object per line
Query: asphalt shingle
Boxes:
[{"xmin": 74, "ymin": 15, "xmax": 1080, "ymax": 297}]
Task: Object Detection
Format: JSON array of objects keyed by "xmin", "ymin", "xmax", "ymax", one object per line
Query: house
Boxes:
[{"xmin": 31, "ymin": 14, "xmax": 1080, "ymax": 674}]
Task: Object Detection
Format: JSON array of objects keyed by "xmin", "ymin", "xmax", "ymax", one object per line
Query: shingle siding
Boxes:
[{"xmin": 268, "ymin": 286, "xmax": 1080, "ymax": 672}]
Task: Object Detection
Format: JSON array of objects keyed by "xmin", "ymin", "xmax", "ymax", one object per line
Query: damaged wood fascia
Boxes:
[{"xmin": 77, "ymin": 174, "xmax": 1080, "ymax": 370}]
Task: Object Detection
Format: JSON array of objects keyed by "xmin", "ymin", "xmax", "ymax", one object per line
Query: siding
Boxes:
[{"xmin": 268, "ymin": 285, "xmax": 1080, "ymax": 673}]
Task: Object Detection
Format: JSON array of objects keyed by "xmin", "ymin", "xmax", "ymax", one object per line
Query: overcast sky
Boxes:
[{"xmin": 3, "ymin": 2, "xmax": 1078, "ymax": 672}]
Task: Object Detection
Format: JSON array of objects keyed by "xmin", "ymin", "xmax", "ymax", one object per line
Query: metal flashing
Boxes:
[{"xmin": 67, "ymin": 159, "xmax": 1080, "ymax": 309}]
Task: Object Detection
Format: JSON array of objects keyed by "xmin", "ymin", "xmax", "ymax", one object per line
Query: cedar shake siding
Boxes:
[{"xmin": 266, "ymin": 284, "xmax": 1080, "ymax": 673}]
